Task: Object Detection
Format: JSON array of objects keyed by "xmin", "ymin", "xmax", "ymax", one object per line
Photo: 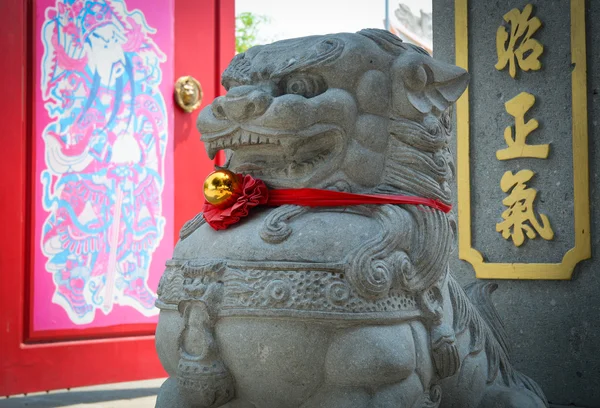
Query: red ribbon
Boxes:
[
  {"xmin": 203, "ymin": 174, "xmax": 452, "ymax": 230},
  {"xmin": 268, "ymin": 189, "xmax": 452, "ymax": 212}
]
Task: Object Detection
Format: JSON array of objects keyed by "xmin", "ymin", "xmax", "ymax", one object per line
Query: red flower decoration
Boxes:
[{"xmin": 203, "ymin": 174, "xmax": 269, "ymax": 230}]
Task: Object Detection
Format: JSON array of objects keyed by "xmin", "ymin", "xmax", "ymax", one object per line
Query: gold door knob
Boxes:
[{"xmin": 174, "ymin": 76, "xmax": 203, "ymax": 113}]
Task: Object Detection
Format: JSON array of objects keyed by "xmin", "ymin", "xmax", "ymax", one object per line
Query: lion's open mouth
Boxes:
[
  {"xmin": 205, "ymin": 129, "xmax": 282, "ymax": 160},
  {"xmin": 203, "ymin": 125, "xmax": 343, "ymax": 186}
]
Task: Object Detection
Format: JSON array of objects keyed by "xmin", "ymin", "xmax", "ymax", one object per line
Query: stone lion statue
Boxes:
[{"xmin": 155, "ymin": 29, "xmax": 547, "ymax": 408}]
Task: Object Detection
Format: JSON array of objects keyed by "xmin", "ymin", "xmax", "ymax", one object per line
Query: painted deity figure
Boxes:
[{"xmin": 40, "ymin": 0, "xmax": 168, "ymax": 323}]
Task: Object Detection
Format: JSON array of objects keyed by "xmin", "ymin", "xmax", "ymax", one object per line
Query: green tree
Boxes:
[{"xmin": 236, "ymin": 12, "xmax": 269, "ymax": 54}]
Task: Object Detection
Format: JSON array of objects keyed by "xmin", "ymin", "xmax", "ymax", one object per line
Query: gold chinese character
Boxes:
[
  {"xmin": 496, "ymin": 92, "xmax": 549, "ymax": 160},
  {"xmin": 495, "ymin": 4, "xmax": 543, "ymax": 79},
  {"xmin": 496, "ymin": 170, "xmax": 554, "ymax": 247}
]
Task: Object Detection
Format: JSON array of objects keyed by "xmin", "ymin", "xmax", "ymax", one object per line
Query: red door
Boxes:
[{"xmin": 0, "ymin": 0, "xmax": 233, "ymax": 395}]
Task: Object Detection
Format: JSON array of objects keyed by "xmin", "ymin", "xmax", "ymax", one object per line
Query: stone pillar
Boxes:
[{"xmin": 433, "ymin": 0, "xmax": 599, "ymax": 406}]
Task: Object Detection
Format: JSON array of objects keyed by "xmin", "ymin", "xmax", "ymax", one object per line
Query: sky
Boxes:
[{"xmin": 235, "ymin": 0, "xmax": 432, "ymax": 44}]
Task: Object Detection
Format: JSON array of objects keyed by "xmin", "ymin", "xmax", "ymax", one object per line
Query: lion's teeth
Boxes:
[
  {"xmin": 222, "ymin": 132, "xmax": 280, "ymax": 148},
  {"xmin": 207, "ymin": 143, "xmax": 217, "ymax": 159}
]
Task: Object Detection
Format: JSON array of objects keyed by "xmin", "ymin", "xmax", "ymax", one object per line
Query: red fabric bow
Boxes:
[
  {"xmin": 203, "ymin": 174, "xmax": 269, "ymax": 230},
  {"xmin": 202, "ymin": 173, "xmax": 452, "ymax": 230}
]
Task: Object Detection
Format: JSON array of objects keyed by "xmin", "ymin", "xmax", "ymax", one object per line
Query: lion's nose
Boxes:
[{"xmin": 212, "ymin": 85, "xmax": 273, "ymax": 122}]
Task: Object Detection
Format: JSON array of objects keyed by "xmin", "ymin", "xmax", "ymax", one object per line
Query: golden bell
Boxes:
[{"xmin": 203, "ymin": 169, "xmax": 242, "ymax": 208}]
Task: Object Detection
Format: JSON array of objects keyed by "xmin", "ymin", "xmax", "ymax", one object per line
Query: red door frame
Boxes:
[
  {"xmin": 0, "ymin": 0, "xmax": 234, "ymax": 396},
  {"xmin": 174, "ymin": 0, "xmax": 233, "ymax": 235}
]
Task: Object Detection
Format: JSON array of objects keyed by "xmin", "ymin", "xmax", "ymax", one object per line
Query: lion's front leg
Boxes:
[
  {"xmin": 302, "ymin": 321, "xmax": 440, "ymax": 408},
  {"xmin": 439, "ymin": 279, "xmax": 548, "ymax": 408},
  {"xmin": 438, "ymin": 351, "xmax": 488, "ymax": 408},
  {"xmin": 155, "ymin": 261, "xmax": 234, "ymax": 408},
  {"xmin": 155, "ymin": 378, "xmax": 187, "ymax": 408},
  {"xmin": 438, "ymin": 349, "xmax": 545, "ymax": 408}
]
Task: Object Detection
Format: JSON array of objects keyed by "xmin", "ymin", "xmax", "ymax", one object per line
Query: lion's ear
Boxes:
[{"xmin": 391, "ymin": 53, "xmax": 469, "ymax": 117}]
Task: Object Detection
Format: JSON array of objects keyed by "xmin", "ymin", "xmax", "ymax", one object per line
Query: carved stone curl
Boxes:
[{"xmin": 260, "ymin": 205, "xmax": 308, "ymax": 243}]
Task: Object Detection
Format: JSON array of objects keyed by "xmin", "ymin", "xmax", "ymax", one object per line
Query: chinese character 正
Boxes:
[{"xmin": 496, "ymin": 92, "xmax": 549, "ymax": 160}]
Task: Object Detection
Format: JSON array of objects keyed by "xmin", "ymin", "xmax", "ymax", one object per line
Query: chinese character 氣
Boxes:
[
  {"xmin": 496, "ymin": 92, "xmax": 550, "ymax": 160},
  {"xmin": 496, "ymin": 4, "xmax": 543, "ymax": 79},
  {"xmin": 496, "ymin": 170, "xmax": 554, "ymax": 247}
]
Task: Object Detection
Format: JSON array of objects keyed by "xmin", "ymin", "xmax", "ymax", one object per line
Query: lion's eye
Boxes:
[
  {"xmin": 287, "ymin": 79, "xmax": 307, "ymax": 95},
  {"xmin": 283, "ymin": 75, "xmax": 326, "ymax": 98}
]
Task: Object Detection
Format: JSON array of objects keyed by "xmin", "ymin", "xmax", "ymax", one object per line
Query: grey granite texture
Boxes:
[
  {"xmin": 433, "ymin": 0, "xmax": 600, "ymax": 407},
  {"xmin": 155, "ymin": 29, "xmax": 549, "ymax": 407}
]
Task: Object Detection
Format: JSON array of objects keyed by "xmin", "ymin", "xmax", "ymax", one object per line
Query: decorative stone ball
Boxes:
[{"xmin": 203, "ymin": 169, "xmax": 242, "ymax": 208}]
